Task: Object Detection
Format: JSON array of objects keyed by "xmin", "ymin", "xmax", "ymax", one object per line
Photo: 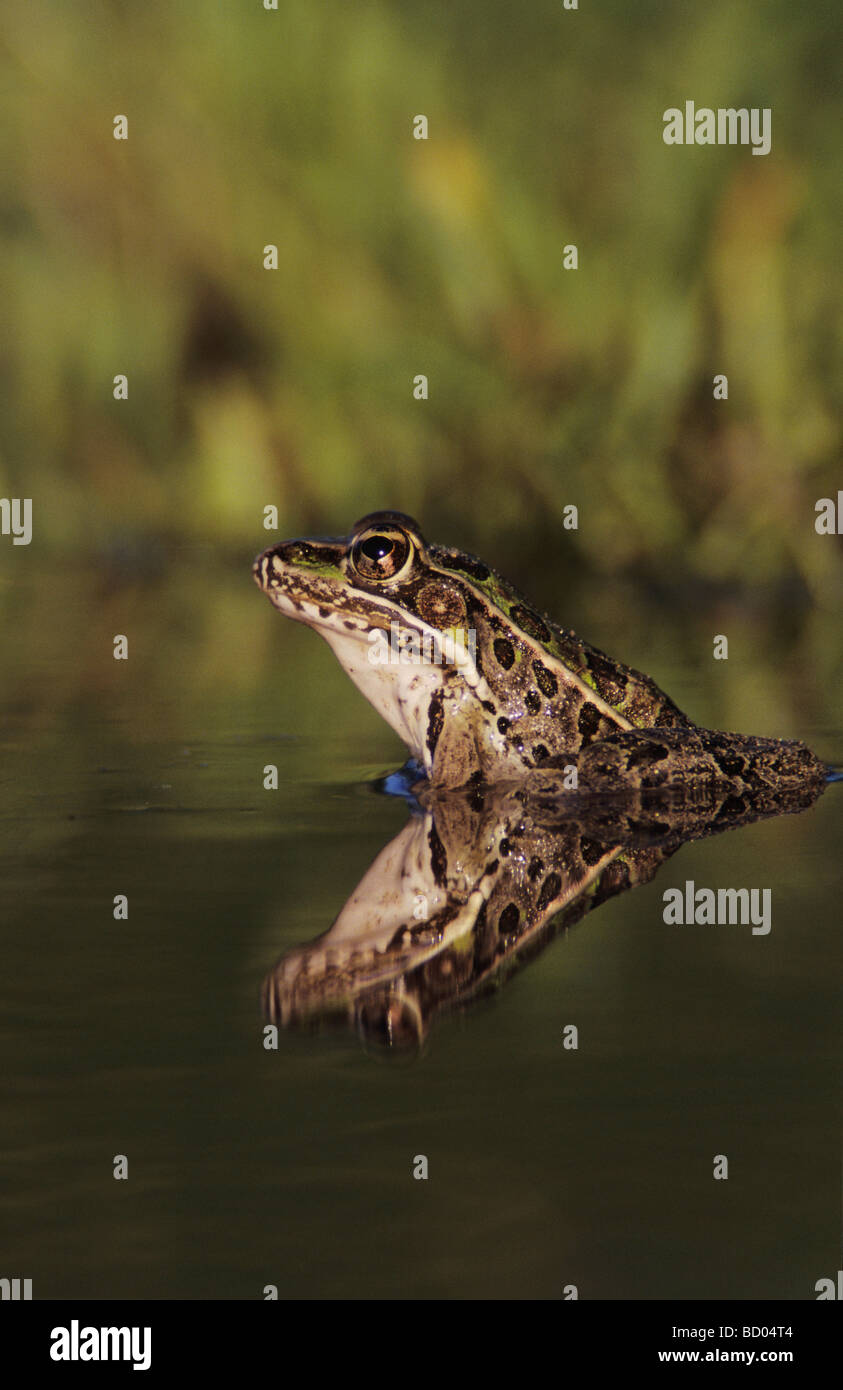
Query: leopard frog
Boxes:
[{"xmin": 253, "ymin": 512, "xmax": 827, "ymax": 794}]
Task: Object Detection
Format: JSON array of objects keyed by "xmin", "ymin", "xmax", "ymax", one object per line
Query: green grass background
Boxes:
[{"xmin": 0, "ymin": 0, "xmax": 840, "ymax": 714}]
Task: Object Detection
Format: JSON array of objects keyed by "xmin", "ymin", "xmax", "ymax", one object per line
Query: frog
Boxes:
[{"xmin": 253, "ymin": 511, "xmax": 828, "ymax": 795}]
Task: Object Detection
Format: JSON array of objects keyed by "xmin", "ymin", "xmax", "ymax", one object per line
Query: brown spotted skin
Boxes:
[
  {"xmin": 441, "ymin": 562, "xmax": 692, "ymax": 779},
  {"xmin": 435, "ymin": 542, "xmax": 690, "ymax": 728},
  {"xmin": 538, "ymin": 727, "xmax": 828, "ymax": 797},
  {"xmin": 254, "ymin": 512, "xmax": 828, "ymax": 793}
]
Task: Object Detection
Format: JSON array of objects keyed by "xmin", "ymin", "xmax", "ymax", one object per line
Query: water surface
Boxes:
[{"xmin": 1, "ymin": 562, "xmax": 840, "ymax": 1299}]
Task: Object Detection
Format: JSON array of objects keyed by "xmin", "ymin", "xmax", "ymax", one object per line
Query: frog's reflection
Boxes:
[{"xmin": 263, "ymin": 773, "xmax": 827, "ymax": 1052}]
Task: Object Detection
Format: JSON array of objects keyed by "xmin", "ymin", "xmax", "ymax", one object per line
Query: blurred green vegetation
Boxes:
[
  {"xmin": 0, "ymin": 0, "xmax": 840, "ymax": 738},
  {"xmin": 1, "ymin": 2, "xmax": 839, "ymax": 569}
]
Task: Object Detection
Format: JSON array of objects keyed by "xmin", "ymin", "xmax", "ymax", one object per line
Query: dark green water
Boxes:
[{"xmin": 1, "ymin": 562, "xmax": 840, "ymax": 1299}]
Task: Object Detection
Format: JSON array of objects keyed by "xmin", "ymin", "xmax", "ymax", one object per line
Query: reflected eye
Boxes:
[{"xmin": 350, "ymin": 528, "xmax": 412, "ymax": 581}]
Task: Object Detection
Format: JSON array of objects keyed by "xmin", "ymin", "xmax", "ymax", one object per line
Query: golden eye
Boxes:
[{"xmin": 350, "ymin": 528, "xmax": 412, "ymax": 581}]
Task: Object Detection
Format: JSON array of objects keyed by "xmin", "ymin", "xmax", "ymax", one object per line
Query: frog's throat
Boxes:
[{"xmin": 261, "ymin": 582, "xmax": 498, "ymax": 768}]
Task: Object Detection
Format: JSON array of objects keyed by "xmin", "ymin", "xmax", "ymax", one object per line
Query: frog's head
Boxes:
[{"xmin": 253, "ymin": 511, "xmax": 515, "ymax": 784}]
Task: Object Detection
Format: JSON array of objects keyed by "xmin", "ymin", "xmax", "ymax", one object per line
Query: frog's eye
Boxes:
[{"xmin": 350, "ymin": 527, "xmax": 413, "ymax": 582}]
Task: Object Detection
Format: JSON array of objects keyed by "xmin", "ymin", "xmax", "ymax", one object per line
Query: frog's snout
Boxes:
[{"xmin": 252, "ymin": 548, "xmax": 275, "ymax": 591}]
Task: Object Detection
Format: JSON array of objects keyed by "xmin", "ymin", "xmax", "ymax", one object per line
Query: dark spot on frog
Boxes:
[
  {"xmin": 532, "ymin": 744, "xmax": 549, "ymax": 763},
  {"xmin": 467, "ymin": 769, "xmax": 485, "ymax": 810},
  {"xmin": 533, "ymin": 660, "xmax": 558, "ymax": 698},
  {"xmin": 499, "ymin": 837, "xmax": 511, "ymax": 856},
  {"xmin": 579, "ymin": 837, "xmax": 605, "ymax": 866},
  {"xmin": 627, "ymin": 817, "xmax": 669, "ymax": 839},
  {"xmin": 712, "ymin": 748, "xmax": 745, "ymax": 777},
  {"xmin": 537, "ymin": 872, "xmax": 562, "ymax": 910},
  {"xmin": 498, "ymin": 902, "xmax": 520, "ymax": 936},
  {"xmin": 481, "ymin": 699, "xmax": 495, "ymax": 714},
  {"xmin": 510, "ymin": 603, "xmax": 551, "ymax": 642},
  {"xmin": 493, "ymin": 637, "xmax": 515, "ymax": 670},
  {"xmin": 524, "ymin": 689, "xmax": 542, "ymax": 715},
  {"xmin": 594, "ymin": 860, "xmax": 631, "ymax": 899},
  {"xmin": 439, "ymin": 554, "xmax": 490, "ymax": 583},
  {"xmin": 318, "ymin": 606, "xmax": 331, "ymax": 618},
  {"xmin": 426, "ymin": 692, "xmax": 445, "ymax": 756},
  {"xmin": 653, "ymin": 699, "xmax": 687, "ymax": 728},
  {"xmin": 577, "ymin": 702, "xmax": 603, "ymax": 744},
  {"xmin": 497, "ymin": 716, "xmax": 510, "ymax": 734},
  {"xmin": 527, "ymin": 856, "xmax": 544, "ymax": 880},
  {"xmin": 428, "ymin": 822, "xmax": 447, "ymax": 887},
  {"xmin": 587, "ymin": 652, "xmax": 626, "ymax": 704},
  {"xmin": 626, "ymin": 740, "xmax": 668, "ymax": 769}
]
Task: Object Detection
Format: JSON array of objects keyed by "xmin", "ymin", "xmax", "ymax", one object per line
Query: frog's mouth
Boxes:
[{"xmin": 253, "ymin": 546, "xmax": 479, "ymax": 667}]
